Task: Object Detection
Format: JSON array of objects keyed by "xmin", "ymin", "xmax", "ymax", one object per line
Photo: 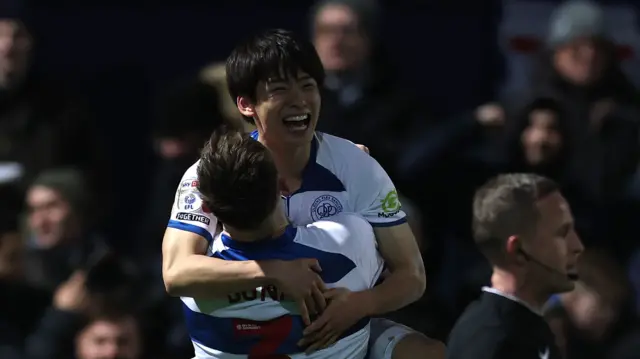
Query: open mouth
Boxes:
[
  {"xmin": 282, "ymin": 113, "xmax": 311, "ymax": 132},
  {"xmin": 566, "ymin": 267, "xmax": 579, "ymax": 281}
]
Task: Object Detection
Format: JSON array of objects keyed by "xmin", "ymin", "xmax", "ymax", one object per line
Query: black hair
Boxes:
[{"xmin": 225, "ymin": 29, "xmax": 325, "ymax": 122}]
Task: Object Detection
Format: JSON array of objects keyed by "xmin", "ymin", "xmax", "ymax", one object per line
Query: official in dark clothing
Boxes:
[{"xmin": 447, "ymin": 173, "xmax": 584, "ymax": 359}]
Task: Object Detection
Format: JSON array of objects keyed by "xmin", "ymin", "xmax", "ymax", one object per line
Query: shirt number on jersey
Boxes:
[{"xmin": 235, "ymin": 316, "xmax": 293, "ymax": 358}]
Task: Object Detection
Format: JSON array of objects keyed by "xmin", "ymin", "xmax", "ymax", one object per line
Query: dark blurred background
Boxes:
[{"xmin": 2, "ymin": 0, "xmax": 640, "ymax": 358}]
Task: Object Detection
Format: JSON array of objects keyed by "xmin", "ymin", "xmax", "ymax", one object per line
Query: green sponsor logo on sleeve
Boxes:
[{"xmin": 379, "ymin": 189, "xmax": 401, "ymax": 217}]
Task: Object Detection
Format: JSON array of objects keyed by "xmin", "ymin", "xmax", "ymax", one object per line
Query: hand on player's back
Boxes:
[{"xmin": 265, "ymin": 259, "xmax": 328, "ymax": 325}]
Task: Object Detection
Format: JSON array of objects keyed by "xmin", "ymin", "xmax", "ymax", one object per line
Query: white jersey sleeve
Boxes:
[
  {"xmin": 167, "ymin": 161, "xmax": 218, "ymax": 244},
  {"xmin": 336, "ymin": 213, "xmax": 385, "ymax": 287},
  {"xmin": 335, "ymin": 139, "xmax": 406, "ymax": 227}
]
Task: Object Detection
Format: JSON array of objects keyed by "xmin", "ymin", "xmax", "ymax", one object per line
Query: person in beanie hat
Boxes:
[
  {"xmin": 527, "ymin": 1, "xmax": 640, "ymax": 287},
  {"xmin": 27, "ymin": 168, "xmax": 92, "ymax": 249},
  {"xmin": 545, "ymin": 0, "xmax": 612, "ymax": 87},
  {"xmin": 23, "ymin": 168, "xmax": 111, "ymax": 291},
  {"xmin": 547, "ymin": 0, "xmax": 607, "ymax": 49}
]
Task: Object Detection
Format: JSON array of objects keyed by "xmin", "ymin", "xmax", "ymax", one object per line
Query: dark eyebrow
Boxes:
[{"xmin": 297, "ymin": 74, "xmax": 312, "ymax": 81}]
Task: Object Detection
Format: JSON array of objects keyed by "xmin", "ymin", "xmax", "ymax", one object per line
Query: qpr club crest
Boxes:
[{"xmin": 310, "ymin": 194, "xmax": 343, "ymax": 221}]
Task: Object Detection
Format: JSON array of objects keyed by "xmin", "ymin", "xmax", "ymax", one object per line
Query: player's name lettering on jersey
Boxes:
[
  {"xmin": 228, "ymin": 285, "xmax": 288, "ymax": 304},
  {"xmin": 175, "ymin": 212, "xmax": 210, "ymax": 225}
]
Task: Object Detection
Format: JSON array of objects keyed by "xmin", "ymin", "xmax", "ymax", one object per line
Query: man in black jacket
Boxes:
[{"xmin": 447, "ymin": 173, "xmax": 584, "ymax": 359}]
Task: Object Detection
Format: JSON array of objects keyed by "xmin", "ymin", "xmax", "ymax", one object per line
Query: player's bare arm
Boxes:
[
  {"xmin": 300, "ymin": 222, "xmax": 426, "ymax": 350},
  {"xmin": 348, "ymin": 143, "xmax": 426, "ymax": 313},
  {"xmin": 162, "ymin": 227, "xmax": 327, "ymax": 320},
  {"xmin": 162, "ymin": 228, "xmax": 274, "ymax": 298},
  {"xmin": 307, "ymin": 224, "xmax": 427, "ymax": 330},
  {"xmin": 364, "ymin": 223, "xmax": 426, "ymax": 314},
  {"xmin": 301, "ymin": 142, "xmax": 427, "ymax": 351}
]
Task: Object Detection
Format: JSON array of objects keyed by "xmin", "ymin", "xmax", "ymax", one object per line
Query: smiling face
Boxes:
[{"xmin": 237, "ymin": 69, "xmax": 321, "ymax": 147}]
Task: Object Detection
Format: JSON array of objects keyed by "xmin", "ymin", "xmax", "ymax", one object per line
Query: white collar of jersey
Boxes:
[
  {"xmin": 249, "ymin": 130, "xmax": 320, "ymax": 150},
  {"xmin": 220, "ymin": 224, "xmax": 298, "ymax": 251},
  {"xmin": 250, "ymin": 129, "xmax": 320, "ymax": 163},
  {"xmin": 482, "ymin": 287, "xmax": 543, "ymax": 316},
  {"xmin": 250, "ymin": 130, "xmax": 328, "ymax": 194}
]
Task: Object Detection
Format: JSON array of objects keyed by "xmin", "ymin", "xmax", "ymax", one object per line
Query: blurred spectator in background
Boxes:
[
  {"xmin": 503, "ymin": 97, "xmax": 572, "ymax": 186},
  {"xmin": 0, "ymin": 184, "xmax": 50, "ymax": 359},
  {"xmin": 25, "ymin": 281, "xmax": 144, "ymax": 359},
  {"xmin": 23, "ymin": 168, "xmax": 109, "ymax": 292},
  {"xmin": 152, "ymin": 79, "xmax": 223, "ymax": 166},
  {"xmin": 130, "ymin": 80, "xmax": 230, "ymax": 359},
  {"xmin": 74, "ymin": 310, "xmax": 142, "ymax": 359},
  {"xmin": 530, "ymin": 1, "xmax": 639, "ymax": 204},
  {"xmin": 199, "ymin": 62, "xmax": 254, "ymax": 133},
  {"xmin": 546, "ymin": 249, "xmax": 638, "ymax": 359},
  {"xmin": 530, "ymin": 0, "xmax": 639, "ymax": 261},
  {"xmin": 479, "ymin": 0, "xmax": 640, "ymax": 263},
  {"xmin": 0, "ymin": 3, "xmax": 109, "ymax": 203},
  {"xmin": 311, "ymin": 0, "xmax": 423, "ymax": 181},
  {"xmin": 135, "ymin": 79, "xmax": 225, "ymax": 258},
  {"xmin": 20, "ymin": 167, "xmax": 152, "ymax": 354}
]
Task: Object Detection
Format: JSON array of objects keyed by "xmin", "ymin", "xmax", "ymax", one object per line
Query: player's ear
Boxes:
[
  {"xmin": 237, "ymin": 96, "xmax": 255, "ymax": 117},
  {"xmin": 505, "ymin": 235, "xmax": 525, "ymax": 263}
]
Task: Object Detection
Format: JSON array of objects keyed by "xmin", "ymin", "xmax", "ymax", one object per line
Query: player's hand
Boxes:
[
  {"xmin": 355, "ymin": 144, "xmax": 369, "ymax": 154},
  {"xmin": 298, "ymin": 288, "xmax": 367, "ymax": 353},
  {"xmin": 267, "ymin": 259, "xmax": 327, "ymax": 326}
]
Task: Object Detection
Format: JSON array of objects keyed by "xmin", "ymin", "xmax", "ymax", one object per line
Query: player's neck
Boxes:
[
  {"xmin": 490, "ymin": 269, "xmax": 548, "ymax": 313},
  {"xmin": 223, "ymin": 204, "xmax": 290, "ymax": 243},
  {"xmin": 260, "ymin": 138, "xmax": 311, "ymax": 179}
]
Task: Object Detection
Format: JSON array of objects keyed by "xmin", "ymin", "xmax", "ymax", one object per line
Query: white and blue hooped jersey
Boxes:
[
  {"xmin": 182, "ymin": 213, "xmax": 384, "ymax": 358},
  {"xmin": 167, "ymin": 131, "xmax": 407, "ymax": 245}
]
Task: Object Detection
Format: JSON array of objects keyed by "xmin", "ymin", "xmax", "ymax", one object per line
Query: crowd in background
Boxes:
[{"xmin": 1, "ymin": 0, "xmax": 640, "ymax": 358}]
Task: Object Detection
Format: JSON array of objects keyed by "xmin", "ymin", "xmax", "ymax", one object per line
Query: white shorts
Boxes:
[{"xmin": 367, "ymin": 318, "xmax": 415, "ymax": 359}]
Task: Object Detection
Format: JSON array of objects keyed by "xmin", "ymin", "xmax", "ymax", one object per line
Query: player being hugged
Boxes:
[
  {"xmin": 174, "ymin": 126, "xmax": 385, "ymax": 358},
  {"xmin": 162, "ymin": 29, "xmax": 443, "ymax": 359}
]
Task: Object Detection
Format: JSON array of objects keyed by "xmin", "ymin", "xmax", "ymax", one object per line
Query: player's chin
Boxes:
[
  {"xmin": 554, "ymin": 278, "xmax": 578, "ymax": 294},
  {"xmin": 281, "ymin": 126, "xmax": 314, "ymax": 144}
]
